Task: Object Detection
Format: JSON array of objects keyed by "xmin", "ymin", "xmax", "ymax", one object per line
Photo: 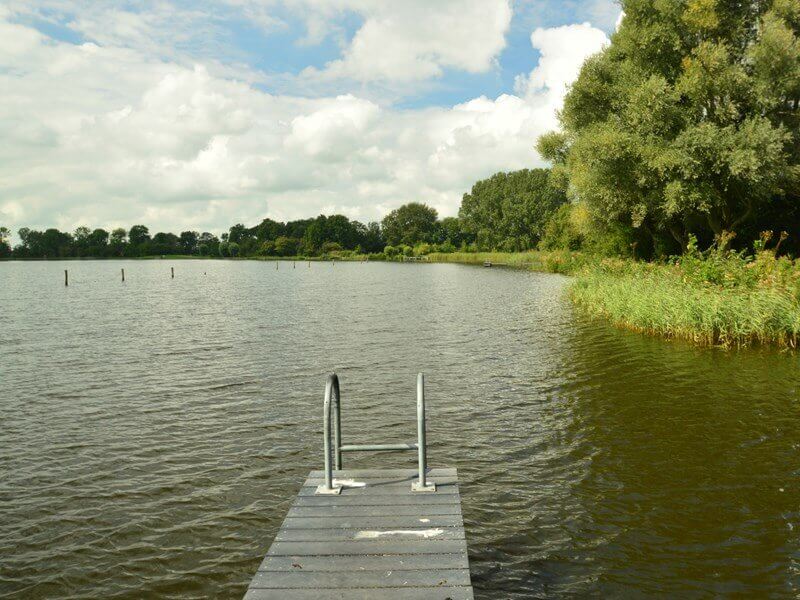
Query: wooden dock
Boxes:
[{"xmin": 245, "ymin": 467, "xmax": 473, "ymax": 599}]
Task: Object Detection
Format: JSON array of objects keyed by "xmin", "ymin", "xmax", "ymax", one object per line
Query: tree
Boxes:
[
  {"xmin": 255, "ymin": 218, "xmax": 285, "ymax": 242},
  {"xmin": 382, "ymin": 203, "xmax": 439, "ymax": 246},
  {"xmin": 179, "ymin": 231, "xmax": 199, "ymax": 255},
  {"xmin": 87, "ymin": 228, "xmax": 109, "ymax": 256},
  {"xmin": 151, "ymin": 232, "xmax": 180, "ymax": 255},
  {"xmin": 109, "ymin": 228, "xmax": 127, "ymax": 256},
  {"xmin": 128, "ymin": 225, "xmax": 150, "ymax": 247},
  {"xmin": 228, "ymin": 223, "xmax": 248, "ymax": 244},
  {"xmin": 38, "ymin": 228, "xmax": 73, "ymax": 257},
  {"xmin": 359, "ymin": 221, "xmax": 385, "ymax": 253},
  {"xmin": 0, "ymin": 226, "xmax": 10, "ymax": 258},
  {"xmin": 538, "ymin": 0, "xmax": 800, "ymax": 254},
  {"xmin": 197, "ymin": 232, "xmax": 219, "ymax": 256},
  {"xmin": 273, "ymin": 236, "xmax": 300, "ymax": 256},
  {"xmin": 459, "ymin": 169, "xmax": 565, "ymax": 251},
  {"xmin": 73, "ymin": 226, "xmax": 91, "ymax": 256}
]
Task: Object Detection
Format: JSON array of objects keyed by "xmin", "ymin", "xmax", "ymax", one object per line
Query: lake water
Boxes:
[{"xmin": 1, "ymin": 259, "xmax": 799, "ymax": 599}]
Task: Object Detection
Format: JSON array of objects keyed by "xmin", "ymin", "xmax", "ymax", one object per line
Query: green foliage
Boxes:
[
  {"xmin": 273, "ymin": 236, "xmax": 300, "ymax": 257},
  {"xmin": 459, "ymin": 168, "xmax": 566, "ymax": 251},
  {"xmin": 571, "ymin": 250, "xmax": 800, "ymax": 348},
  {"xmin": 542, "ymin": 0, "xmax": 800, "ymax": 253},
  {"xmin": 382, "ymin": 203, "xmax": 439, "ymax": 246},
  {"xmin": 539, "ymin": 205, "xmax": 583, "ymax": 251},
  {"xmin": 128, "ymin": 225, "xmax": 150, "ymax": 247},
  {"xmin": 0, "ymin": 226, "xmax": 10, "ymax": 258}
]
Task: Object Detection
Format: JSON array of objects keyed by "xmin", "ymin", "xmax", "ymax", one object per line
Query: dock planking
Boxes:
[{"xmin": 245, "ymin": 468, "xmax": 473, "ymax": 600}]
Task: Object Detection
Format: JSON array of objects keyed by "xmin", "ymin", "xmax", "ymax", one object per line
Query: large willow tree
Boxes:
[{"xmin": 538, "ymin": 0, "xmax": 800, "ymax": 253}]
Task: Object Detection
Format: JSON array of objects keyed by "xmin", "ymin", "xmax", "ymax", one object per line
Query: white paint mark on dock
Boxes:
[
  {"xmin": 333, "ymin": 479, "xmax": 366, "ymax": 488},
  {"xmin": 355, "ymin": 528, "xmax": 444, "ymax": 539}
]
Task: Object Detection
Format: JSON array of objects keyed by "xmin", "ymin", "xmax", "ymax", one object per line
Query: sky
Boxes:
[{"xmin": 0, "ymin": 0, "xmax": 620, "ymax": 240}]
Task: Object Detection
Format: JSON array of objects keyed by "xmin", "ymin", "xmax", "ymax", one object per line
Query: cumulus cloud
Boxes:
[
  {"xmin": 515, "ymin": 23, "xmax": 609, "ymax": 102},
  {"xmin": 0, "ymin": 3, "xmax": 609, "ymax": 238},
  {"xmin": 300, "ymin": 0, "xmax": 512, "ymax": 83}
]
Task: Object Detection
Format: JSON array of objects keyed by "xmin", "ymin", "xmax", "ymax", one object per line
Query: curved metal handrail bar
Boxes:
[
  {"xmin": 319, "ymin": 373, "xmax": 342, "ymax": 494},
  {"xmin": 316, "ymin": 372, "xmax": 435, "ymax": 495}
]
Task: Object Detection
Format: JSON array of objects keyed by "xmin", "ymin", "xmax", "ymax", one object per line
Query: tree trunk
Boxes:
[
  {"xmin": 706, "ymin": 212, "xmax": 723, "ymax": 236},
  {"xmin": 669, "ymin": 223, "xmax": 688, "ymax": 253}
]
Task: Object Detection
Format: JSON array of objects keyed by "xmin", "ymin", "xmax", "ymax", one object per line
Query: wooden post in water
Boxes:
[
  {"xmin": 64, "ymin": 269, "xmax": 68, "ymax": 287},
  {"xmin": 293, "ymin": 261, "xmax": 296, "ymax": 269},
  {"xmin": 171, "ymin": 267, "xmax": 174, "ymax": 279},
  {"xmin": 121, "ymin": 268, "xmax": 125, "ymax": 282},
  {"xmin": 276, "ymin": 261, "xmax": 279, "ymax": 270}
]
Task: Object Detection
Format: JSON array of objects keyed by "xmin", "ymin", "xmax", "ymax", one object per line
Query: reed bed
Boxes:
[
  {"xmin": 570, "ymin": 254, "xmax": 800, "ymax": 348},
  {"xmin": 426, "ymin": 250, "xmax": 585, "ymax": 273}
]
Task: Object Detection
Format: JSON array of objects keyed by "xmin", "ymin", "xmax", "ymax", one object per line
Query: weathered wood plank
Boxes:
[
  {"xmin": 258, "ymin": 554, "xmax": 470, "ymax": 572},
  {"xmin": 303, "ymin": 476, "xmax": 459, "ymax": 487},
  {"xmin": 244, "ymin": 587, "xmax": 474, "ymax": 600},
  {"xmin": 296, "ymin": 484, "xmax": 459, "ymax": 497},
  {"xmin": 249, "ymin": 568, "xmax": 471, "ymax": 589},
  {"xmin": 291, "ymin": 494, "xmax": 461, "ymax": 507},
  {"xmin": 266, "ymin": 539, "xmax": 468, "ymax": 556},
  {"xmin": 307, "ymin": 469, "xmax": 456, "ymax": 479},
  {"xmin": 274, "ymin": 527, "xmax": 465, "ymax": 542},
  {"xmin": 287, "ymin": 504, "xmax": 462, "ymax": 517},
  {"xmin": 280, "ymin": 515, "xmax": 463, "ymax": 529}
]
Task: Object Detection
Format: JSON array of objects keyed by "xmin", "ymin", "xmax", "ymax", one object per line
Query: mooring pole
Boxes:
[
  {"xmin": 64, "ymin": 269, "xmax": 68, "ymax": 287},
  {"xmin": 171, "ymin": 267, "xmax": 174, "ymax": 279},
  {"xmin": 276, "ymin": 261, "xmax": 278, "ymax": 270},
  {"xmin": 121, "ymin": 268, "xmax": 125, "ymax": 282}
]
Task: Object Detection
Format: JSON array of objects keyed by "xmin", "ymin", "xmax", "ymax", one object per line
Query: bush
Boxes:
[{"xmin": 320, "ymin": 241, "xmax": 342, "ymax": 254}]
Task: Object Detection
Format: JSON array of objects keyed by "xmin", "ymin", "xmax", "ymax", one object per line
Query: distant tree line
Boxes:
[{"xmin": 3, "ymin": 168, "xmax": 570, "ymax": 260}]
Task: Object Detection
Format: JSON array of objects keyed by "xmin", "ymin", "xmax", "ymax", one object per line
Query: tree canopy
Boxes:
[
  {"xmin": 382, "ymin": 203, "xmax": 439, "ymax": 246},
  {"xmin": 538, "ymin": 0, "xmax": 800, "ymax": 254},
  {"xmin": 459, "ymin": 168, "xmax": 567, "ymax": 251}
]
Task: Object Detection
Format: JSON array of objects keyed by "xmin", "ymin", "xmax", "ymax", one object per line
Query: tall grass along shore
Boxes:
[{"xmin": 427, "ymin": 246, "xmax": 800, "ymax": 350}]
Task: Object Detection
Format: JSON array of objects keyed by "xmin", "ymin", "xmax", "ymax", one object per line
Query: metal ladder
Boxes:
[{"xmin": 315, "ymin": 372, "xmax": 436, "ymax": 495}]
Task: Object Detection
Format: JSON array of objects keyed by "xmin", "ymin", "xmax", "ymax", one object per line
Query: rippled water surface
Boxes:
[{"xmin": 2, "ymin": 260, "xmax": 799, "ymax": 599}]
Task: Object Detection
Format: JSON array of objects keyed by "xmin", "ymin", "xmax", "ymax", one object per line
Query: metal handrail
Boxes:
[{"xmin": 315, "ymin": 372, "xmax": 436, "ymax": 495}]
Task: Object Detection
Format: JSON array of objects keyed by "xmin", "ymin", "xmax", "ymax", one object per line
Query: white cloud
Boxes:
[
  {"xmin": 301, "ymin": 0, "xmax": 512, "ymax": 83},
  {"xmin": 0, "ymin": 5, "xmax": 608, "ymax": 238},
  {"xmin": 515, "ymin": 23, "xmax": 609, "ymax": 101}
]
